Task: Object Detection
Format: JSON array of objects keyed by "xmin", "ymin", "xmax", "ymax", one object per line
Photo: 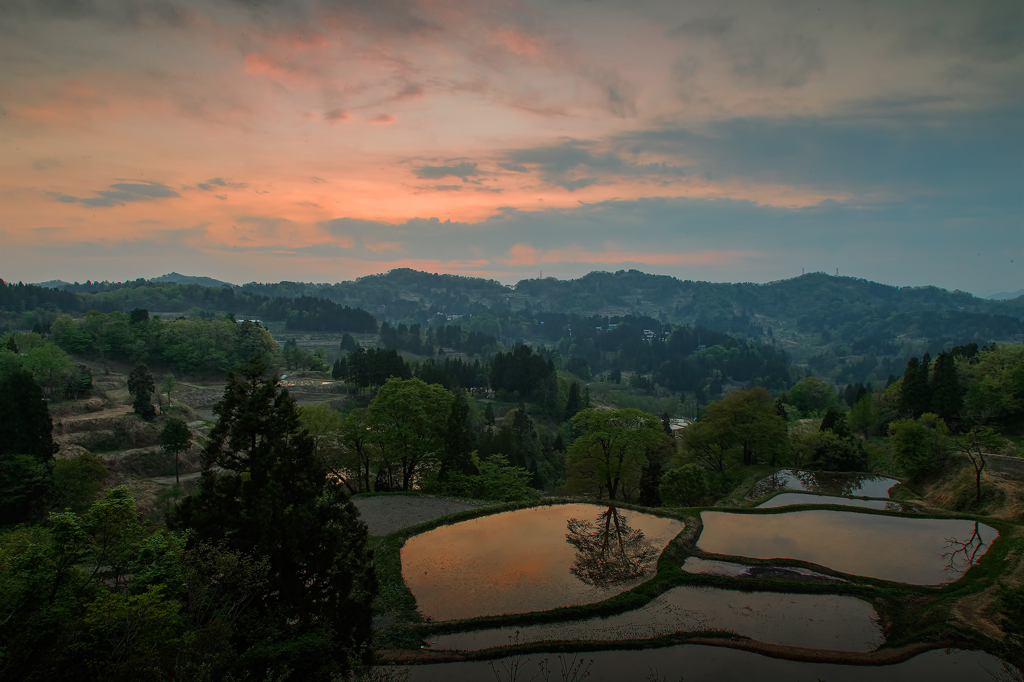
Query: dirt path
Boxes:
[{"xmin": 353, "ymin": 495, "xmax": 488, "ymax": 536}]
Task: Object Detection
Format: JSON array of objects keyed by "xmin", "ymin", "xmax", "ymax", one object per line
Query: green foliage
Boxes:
[
  {"xmin": 962, "ymin": 344, "xmax": 1024, "ymax": 428},
  {"xmin": 0, "ymin": 369, "xmax": 56, "ymax": 525},
  {"xmin": 49, "ymin": 313, "xmax": 279, "ymax": 376},
  {"xmin": 659, "ymin": 463, "xmax": 709, "ymax": 506},
  {"xmin": 565, "ymin": 408, "xmax": 664, "ymax": 500},
  {"xmin": 783, "ymin": 376, "xmax": 842, "ymax": 417},
  {"xmin": 367, "ymin": 377, "xmax": 452, "ymax": 491},
  {"xmin": 127, "ymin": 364, "xmax": 156, "ymax": 420},
  {"xmin": 889, "ymin": 413, "xmax": 949, "ymax": 481},
  {"xmin": 847, "ymin": 392, "xmax": 880, "ymax": 438},
  {"xmin": 426, "ymin": 454, "xmax": 540, "ymax": 502},
  {"xmin": 51, "ymin": 451, "xmax": 108, "ymax": 513},
  {"xmin": 791, "ymin": 430, "xmax": 866, "ymax": 471},
  {"xmin": 160, "ymin": 418, "xmax": 192, "ymax": 483},
  {"xmin": 702, "ymin": 387, "xmax": 788, "ymax": 466},
  {"xmin": 173, "ymin": 357, "xmax": 376, "ymax": 679}
]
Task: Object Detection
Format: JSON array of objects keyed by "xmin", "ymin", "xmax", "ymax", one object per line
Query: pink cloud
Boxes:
[{"xmin": 369, "ymin": 113, "xmax": 396, "ymax": 124}]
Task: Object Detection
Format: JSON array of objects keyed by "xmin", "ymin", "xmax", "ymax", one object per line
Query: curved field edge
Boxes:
[{"xmin": 367, "ymin": 495, "xmax": 1020, "ymax": 661}]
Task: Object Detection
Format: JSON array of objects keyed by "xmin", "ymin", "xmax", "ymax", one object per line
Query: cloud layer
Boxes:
[{"xmin": 0, "ymin": 0, "xmax": 1021, "ymax": 293}]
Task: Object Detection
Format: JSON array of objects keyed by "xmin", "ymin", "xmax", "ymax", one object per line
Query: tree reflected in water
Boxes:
[
  {"xmin": 565, "ymin": 506, "xmax": 658, "ymax": 587},
  {"xmin": 943, "ymin": 521, "xmax": 985, "ymax": 575}
]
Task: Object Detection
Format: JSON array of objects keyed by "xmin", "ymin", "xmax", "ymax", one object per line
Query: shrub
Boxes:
[{"xmin": 659, "ymin": 463, "xmax": 709, "ymax": 507}]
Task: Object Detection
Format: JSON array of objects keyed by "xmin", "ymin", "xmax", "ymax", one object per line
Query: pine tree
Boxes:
[
  {"xmin": 0, "ymin": 370, "xmax": 56, "ymax": 525},
  {"xmin": 172, "ymin": 357, "xmax": 375, "ymax": 679},
  {"xmin": 930, "ymin": 351, "xmax": 962, "ymax": 424},
  {"xmin": 564, "ymin": 381, "xmax": 582, "ymax": 422},
  {"xmin": 126, "ymin": 364, "xmax": 156, "ymax": 420},
  {"xmin": 900, "ymin": 356, "xmax": 931, "ymax": 418},
  {"xmin": 440, "ymin": 390, "xmax": 476, "ymax": 478}
]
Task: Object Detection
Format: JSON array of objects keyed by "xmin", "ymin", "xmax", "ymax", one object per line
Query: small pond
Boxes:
[
  {"xmin": 407, "ymin": 645, "xmax": 1006, "ymax": 682},
  {"xmin": 682, "ymin": 557, "xmax": 846, "ymax": 583},
  {"xmin": 430, "ymin": 585, "xmax": 882, "ymax": 652},
  {"xmin": 748, "ymin": 469, "xmax": 899, "ymax": 499},
  {"xmin": 698, "ymin": 510, "xmax": 997, "ymax": 585},
  {"xmin": 757, "ymin": 492, "xmax": 908, "ymax": 511},
  {"xmin": 402, "ymin": 504, "xmax": 684, "ymax": 621}
]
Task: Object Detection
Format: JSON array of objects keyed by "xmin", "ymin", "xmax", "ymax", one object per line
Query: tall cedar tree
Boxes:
[
  {"xmin": 440, "ymin": 390, "xmax": 476, "ymax": 478},
  {"xmin": 126, "ymin": 364, "xmax": 156, "ymax": 420},
  {"xmin": 171, "ymin": 357, "xmax": 376, "ymax": 680},
  {"xmin": 930, "ymin": 351, "xmax": 963, "ymax": 424},
  {"xmin": 900, "ymin": 353, "xmax": 932, "ymax": 418},
  {"xmin": 564, "ymin": 381, "xmax": 583, "ymax": 422},
  {"xmin": 0, "ymin": 370, "xmax": 57, "ymax": 524}
]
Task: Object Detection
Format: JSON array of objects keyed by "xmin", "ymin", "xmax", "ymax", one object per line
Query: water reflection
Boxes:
[
  {"xmin": 401, "ymin": 504, "xmax": 684, "ymax": 621},
  {"xmin": 565, "ymin": 507, "xmax": 658, "ymax": 588},
  {"xmin": 756, "ymin": 492, "xmax": 908, "ymax": 511},
  {"xmin": 431, "ymin": 585, "xmax": 882, "ymax": 652},
  {"xmin": 698, "ymin": 510, "xmax": 998, "ymax": 585},
  {"xmin": 681, "ymin": 557, "xmax": 847, "ymax": 583},
  {"xmin": 748, "ymin": 469, "xmax": 899, "ymax": 499},
  {"xmin": 408, "ymin": 644, "xmax": 1005, "ymax": 682}
]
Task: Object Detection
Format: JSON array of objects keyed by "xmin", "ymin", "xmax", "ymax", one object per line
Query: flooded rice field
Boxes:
[
  {"xmin": 402, "ymin": 504, "xmax": 684, "ymax": 621},
  {"xmin": 681, "ymin": 557, "xmax": 847, "ymax": 583},
  {"xmin": 430, "ymin": 585, "xmax": 882, "ymax": 652},
  {"xmin": 406, "ymin": 645, "xmax": 1005, "ymax": 682},
  {"xmin": 698, "ymin": 510, "xmax": 997, "ymax": 584},
  {"xmin": 756, "ymin": 492, "xmax": 908, "ymax": 511},
  {"xmin": 748, "ymin": 469, "xmax": 899, "ymax": 499}
]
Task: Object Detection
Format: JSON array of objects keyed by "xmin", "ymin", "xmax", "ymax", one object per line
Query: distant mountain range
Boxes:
[
  {"xmin": 984, "ymin": 288, "xmax": 1024, "ymax": 301},
  {"xmin": 150, "ymin": 273, "xmax": 236, "ymax": 288}
]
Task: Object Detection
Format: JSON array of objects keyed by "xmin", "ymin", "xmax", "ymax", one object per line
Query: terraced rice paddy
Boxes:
[
  {"xmin": 401, "ymin": 504, "xmax": 684, "ymax": 620},
  {"xmin": 430, "ymin": 585, "xmax": 882, "ymax": 652},
  {"xmin": 697, "ymin": 510, "xmax": 997, "ymax": 584}
]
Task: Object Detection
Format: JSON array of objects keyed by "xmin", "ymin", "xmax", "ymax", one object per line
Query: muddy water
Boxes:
[
  {"xmin": 682, "ymin": 557, "xmax": 847, "ymax": 583},
  {"xmin": 748, "ymin": 469, "xmax": 899, "ymax": 499},
  {"xmin": 698, "ymin": 510, "xmax": 997, "ymax": 584},
  {"xmin": 757, "ymin": 492, "xmax": 907, "ymax": 511},
  {"xmin": 407, "ymin": 645, "xmax": 1005, "ymax": 682},
  {"xmin": 430, "ymin": 586, "xmax": 882, "ymax": 652},
  {"xmin": 402, "ymin": 504, "xmax": 684, "ymax": 621}
]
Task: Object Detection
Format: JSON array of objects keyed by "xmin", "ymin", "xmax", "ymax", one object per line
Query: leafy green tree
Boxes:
[
  {"xmin": 819, "ymin": 409, "xmax": 852, "ymax": 439},
  {"xmin": 172, "ymin": 357, "xmax": 376, "ymax": 679},
  {"xmin": 484, "ymin": 403, "xmax": 495, "ymax": 426},
  {"xmin": 51, "ymin": 451, "xmax": 108, "ymax": 513},
  {"xmin": 785, "ymin": 376, "xmax": 842, "ymax": 417},
  {"xmin": 338, "ymin": 408, "xmax": 374, "ymax": 493},
  {"xmin": 431, "ymin": 454, "xmax": 539, "ymax": 502},
  {"xmin": 159, "ymin": 373, "xmax": 178, "ymax": 407},
  {"xmin": 703, "ymin": 387, "xmax": 788, "ymax": 466},
  {"xmin": 340, "ymin": 333, "xmax": 360, "ymax": 352},
  {"xmin": 953, "ymin": 426, "xmax": 1003, "ymax": 504},
  {"xmin": 847, "ymin": 392, "xmax": 879, "ymax": 439},
  {"xmin": 889, "ymin": 413, "xmax": 949, "ymax": 481},
  {"xmin": 792, "ymin": 430, "xmax": 865, "ymax": 471},
  {"xmin": 962, "ymin": 344, "xmax": 1024, "ymax": 428},
  {"xmin": 659, "ymin": 463, "xmax": 710, "ymax": 506},
  {"xmin": 127, "ymin": 364, "xmax": 156, "ymax": 421},
  {"xmin": 160, "ymin": 418, "xmax": 192, "ymax": 485},
  {"xmin": 367, "ymin": 378, "xmax": 452, "ymax": 490},
  {"xmin": 0, "ymin": 369, "xmax": 57, "ymax": 525},
  {"xmin": 681, "ymin": 419, "xmax": 731, "ymax": 472},
  {"xmin": 566, "ymin": 408, "xmax": 663, "ymax": 500}
]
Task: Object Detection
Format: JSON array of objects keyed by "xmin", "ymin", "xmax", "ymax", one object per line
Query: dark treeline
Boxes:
[{"xmin": 1, "ymin": 280, "xmax": 377, "ymax": 335}]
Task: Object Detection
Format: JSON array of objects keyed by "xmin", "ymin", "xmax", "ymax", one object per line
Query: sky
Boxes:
[{"xmin": 1, "ymin": 0, "xmax": 1022, "ymax": 295}]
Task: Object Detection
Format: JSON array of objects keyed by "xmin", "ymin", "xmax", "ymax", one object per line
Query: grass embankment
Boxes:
[{"xmin": 371, "ymin": 493, "xmax": 1022, "ymax": 666}]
